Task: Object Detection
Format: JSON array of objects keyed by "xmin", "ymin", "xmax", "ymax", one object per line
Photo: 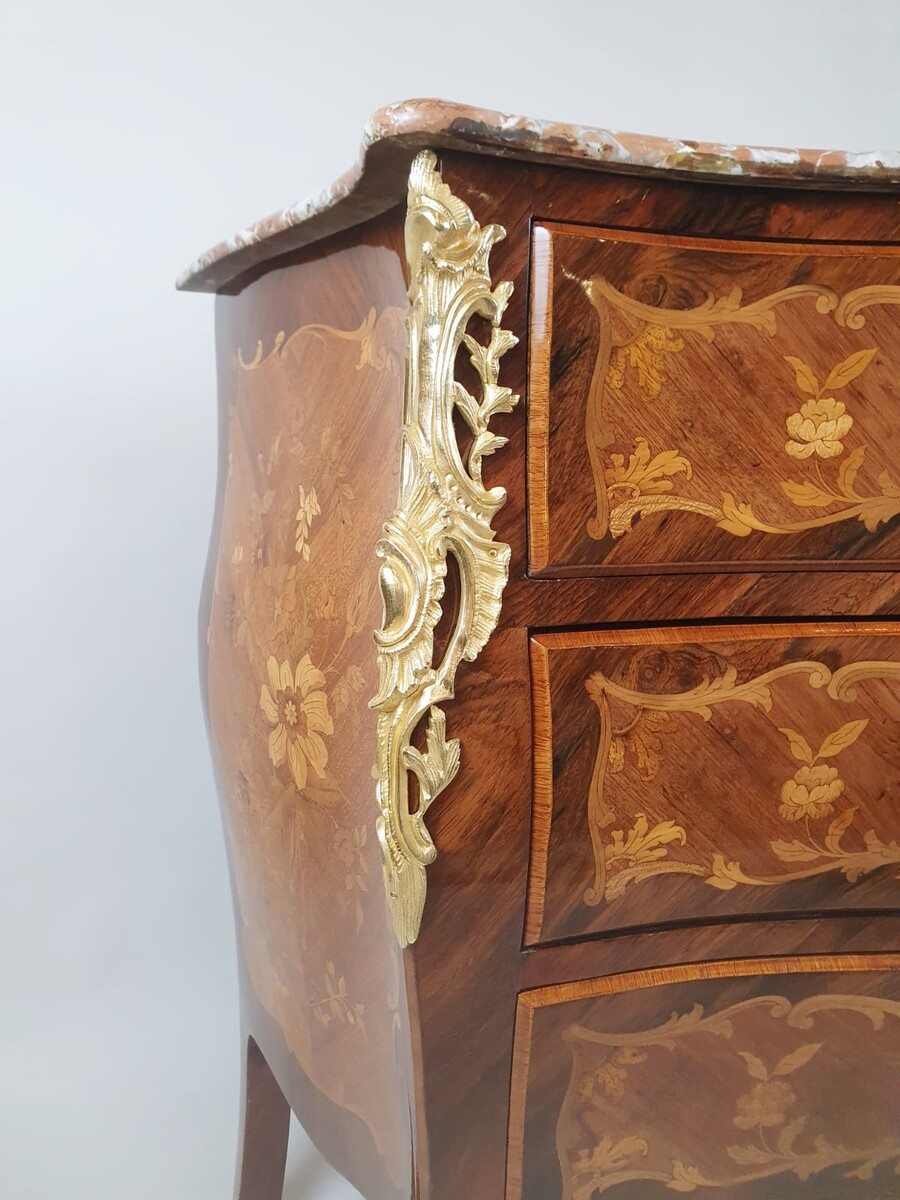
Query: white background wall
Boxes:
[{"xmin": 2, "ymin": 2, "xmax": 899, "ymax": 1197}]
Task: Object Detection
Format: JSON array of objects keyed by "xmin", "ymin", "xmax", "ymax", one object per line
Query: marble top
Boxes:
[{"xmin": 179, "ymin": 98, "xmax": 900, "ymax": 293}]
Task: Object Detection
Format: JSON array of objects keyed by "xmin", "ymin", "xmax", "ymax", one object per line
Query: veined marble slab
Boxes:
[{"xmin": 179, "ymin": 98, "xmax": 900, "ymax": 293}]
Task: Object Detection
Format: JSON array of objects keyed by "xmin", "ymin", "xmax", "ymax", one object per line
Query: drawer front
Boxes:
[
  {"xmin": 525, "ymin": 624, "xmax": 900, "ymax": 946},
  {"xmin": 528, "ymin": 222, "xmax": 900, "ymax": 575},
  {"xmin": 507, "ymin": 956, "xmax": 900, "ymax": 1200}
]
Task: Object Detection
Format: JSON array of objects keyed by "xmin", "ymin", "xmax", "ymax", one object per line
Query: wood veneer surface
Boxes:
[{"xmin": 197, "ymin": 147, "xmax": 900, "ymax": 1200}]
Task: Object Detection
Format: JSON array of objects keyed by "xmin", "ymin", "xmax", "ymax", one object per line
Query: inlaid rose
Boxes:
[
  {"xmin": 733, "ymin": 1080, "xmax": 796, "ymax": 1129},
  {"xmin": 778, "ymin": 763, "xmax": 844, "ymax": 821},
  {"xmin": 785, "ymin": 397, "xmax": 853, "ymax": 459}
]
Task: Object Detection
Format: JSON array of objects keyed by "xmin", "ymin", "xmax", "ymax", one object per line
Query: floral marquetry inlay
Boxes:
[
  {"xmin": 554, "ymin": 970, "xmax": 900, "ymax": 1198},
  {"xmin": 529, "ymin": 224, "xmax": 900, "ymax": 572},
  {"xmin": 584, "ymin": 279, "xmax": 900, "ymax": 543},
  {"xmin": 259, "ymin": 654, "xmax": 334, "ymax": 792},
  {"xmin": 205, "ymin": 289, "xmax": 413, "ymax": 1182},
  {"xmin": 526, "ymin": 627, "xmax": 900, "ymax": 945},
  {"xmin": 586, "ymin": 654, "xmax": 900, "ymax": 906}
]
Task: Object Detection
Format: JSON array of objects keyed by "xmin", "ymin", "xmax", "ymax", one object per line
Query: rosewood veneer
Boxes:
[{"xmin": 181, "ymin": 100, "xmax": 900, "ymax": 1200}]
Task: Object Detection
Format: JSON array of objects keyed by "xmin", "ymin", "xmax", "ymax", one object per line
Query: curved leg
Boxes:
[{"xmin": 235, "ymin": 1035, "xmax": 290, "ymax": 1200}]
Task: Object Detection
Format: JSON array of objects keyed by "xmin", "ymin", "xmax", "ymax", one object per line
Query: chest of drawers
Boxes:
[{"xmin": 181, "ymin": 100, "xmax": 900, "ymax": 1200}]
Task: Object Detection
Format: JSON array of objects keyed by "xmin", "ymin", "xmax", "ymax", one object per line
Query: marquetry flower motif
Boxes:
[
  {"xmin": 259, "ymin": 654, "xmax": 333, "ymax": 790},
  {"xmin": 781, "ymin": 349, "xmax": 875, "ymax": 460},
  {"xmin": 295, "ymin": 484, "xmax": 321, "ymax": 561},
  {"xmin": 335, "ymin": 824, "xmax": 368, "ymax": 892},
  {"xmin": 733, "ymin": 1080, "xmax": 797, "ymax": 1129},
  {"xmin": 588, "ymin": 1048, "xmax": 648, "ymax": 1100},
  {"xmin": 335, "ymin": 823, "xmax": 369, "ymax": 932},
  {"xmin": 606, "ymin": 324, "xmax": 685, "ymax": 400},
  {"xmin": 259, "ymin": 563, "xmax": 300, "ymax": 642},
  {"xmin": 353, "ymin": 306, "xmax": 402, "ymax": 374},
  {"xmin": 778, "ymin": 764, "xmax": 844, "ymax": 821},
  {"xmin": 785, "ymin": 397, "xmax": 853, "ymax": 459},
  {"xmin": 248, "ymin": 488, "xmax": 275, "ymax": 567},
  {"xmin": 312, "ymin": 961, "xmax": 367, "ymax": 1037}
]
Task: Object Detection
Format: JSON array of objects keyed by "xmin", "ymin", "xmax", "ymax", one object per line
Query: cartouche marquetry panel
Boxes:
[
  {"xmin": 507, "ymin": 956, "xmax": 900, "ymax": 1200},
  {"xmin": 528, "ymin": 223, "xmax": 900, "ymax": 575},
  {"xmin": 525, "ymin": 624, "xmax": 900, "ymax": 946}
]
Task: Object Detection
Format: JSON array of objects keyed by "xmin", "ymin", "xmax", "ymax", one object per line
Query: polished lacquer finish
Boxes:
[{"xmin": 186, "ymin": 103, "xmax": 900, "ymax": 1200}]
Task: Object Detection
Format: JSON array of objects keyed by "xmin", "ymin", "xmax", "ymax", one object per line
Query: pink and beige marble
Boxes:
[{"xmin": 178, "ymin": 98, "xmax": 900, "ymax": 293}]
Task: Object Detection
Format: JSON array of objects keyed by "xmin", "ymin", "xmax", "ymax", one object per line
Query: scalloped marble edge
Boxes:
[{"xmin": 178, "ymin": 97, "xmax": 900, "ymax": 293}]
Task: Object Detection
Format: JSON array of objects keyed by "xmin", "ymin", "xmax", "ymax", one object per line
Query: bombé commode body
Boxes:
[{"xmin": 181, "ymin": 100, "xmax": 900, "ymax": 1200}]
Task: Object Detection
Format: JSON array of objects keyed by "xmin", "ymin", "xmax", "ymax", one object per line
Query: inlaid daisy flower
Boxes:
[{"xmin": 260, "ymin": 654, "xmax": 333, "ymax": 789}]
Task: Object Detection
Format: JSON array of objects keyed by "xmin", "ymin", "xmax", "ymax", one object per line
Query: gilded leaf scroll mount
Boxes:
[{"xmin": 371, "ymin": 150, "xmax": 519, "ymax": 947}]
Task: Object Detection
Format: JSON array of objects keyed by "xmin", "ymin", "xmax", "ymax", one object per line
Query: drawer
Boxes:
[
  {"xmin": 507, "ymin": 955, "xmax": 900, "ymax": 1200},
  {"xmin": 525, "ymin": 623, "xmax": 900, "ymax": 947},
  {"xmin": 528, "ymin": 222, "xmax": 900, "ymax": 576}
]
